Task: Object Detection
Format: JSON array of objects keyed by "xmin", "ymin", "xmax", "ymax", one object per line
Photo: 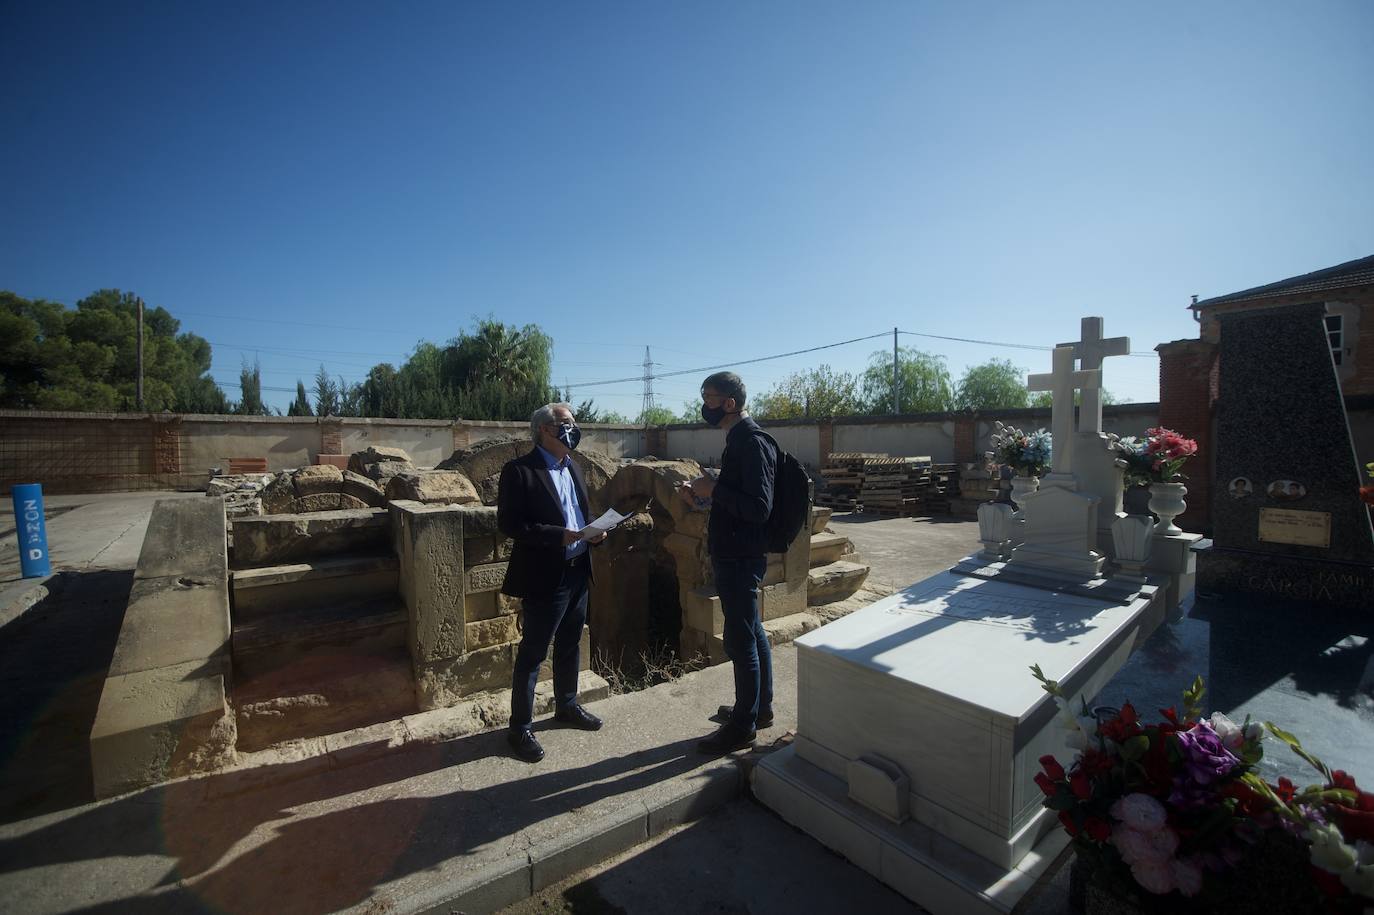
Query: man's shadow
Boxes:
[{"xmin": 3, "ymin": 723, "xmax": 719, "ymax": 915}]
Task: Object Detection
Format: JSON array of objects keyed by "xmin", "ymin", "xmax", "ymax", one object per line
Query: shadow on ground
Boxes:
[
  {"xmin": 1, "ymin": 723, "xmax": 728, "ymax": 914},
  {"xmin": 0, "ymin": 570, "xmax": 133, "ymax": 823}
]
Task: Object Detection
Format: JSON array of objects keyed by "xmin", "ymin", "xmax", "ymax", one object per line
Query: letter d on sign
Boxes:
[{"xmin": 11, "ymin": 484, "xmax": 51, "ymax": 578}]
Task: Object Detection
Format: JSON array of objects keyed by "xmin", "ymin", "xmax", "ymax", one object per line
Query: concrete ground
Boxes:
[
  {"xmin": 0, "ymin": 490, "xmax": 201, "ymax": 625},
  {"xmin": 829, "ymin": 510, "xmax": 979, "ymax": 591}
]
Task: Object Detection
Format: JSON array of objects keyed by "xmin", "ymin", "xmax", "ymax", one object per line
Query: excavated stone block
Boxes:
[
  {"xmin": 390, "ymin": 502, "xmax": 466, "ymax": 664},
  {"xmin": 293, "ymin": 463, "xmax": 343, "ymax": 497},
  {"xmin": 465, "ymin": 614, "xmax": 521, "ymax": 651},
  {"xmin": 341, "ymin": 469, "xmax": 384, "ymax": 506},
  {"xmin": 347, "ymin": 445, "xmax": 413, "ymax": 474},
  {"xmin": 466, "ymin": 561, "xmax": 509, "ymax": 594},
  {"xmin": 287, "ymin": 493, "xmax": 368, "ymax": 513},
  {"xmin": 386, "ymin": 470, "xmax": 480, "ymax": 505},
  {"xmin": 233, "ymin": 508, "xmax": 390, "ymax": 565},
  {"xmin": 260, "ymin": 472, "xmax": 297, "ymax": 514},
  {"xmin": 90, "ymin": 660, "xmax": 235, "ymax": 799}
]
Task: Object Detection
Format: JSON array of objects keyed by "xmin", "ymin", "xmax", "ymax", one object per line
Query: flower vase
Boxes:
[
  {"xmin": 1148, "ymin": 482, "xmax": 1188, "ymax": 535},
  {"xmin": 1009, "ymin": 473, "xmax": 1039, "ymax": 514}
]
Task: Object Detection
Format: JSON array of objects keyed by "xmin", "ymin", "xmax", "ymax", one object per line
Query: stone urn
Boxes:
[
  {"xmin": 1148, "ymin": 482, "xmax": 1187, "ymax": 535},
  {"xmin": 1009, "ymin": 473, "xmax": 1039, "ymax": 514}
]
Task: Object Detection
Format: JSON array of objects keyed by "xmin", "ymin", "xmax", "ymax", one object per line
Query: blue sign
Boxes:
[{"xmin": 12, "ymin": 483, "xmax": 51, "ymax": 578}]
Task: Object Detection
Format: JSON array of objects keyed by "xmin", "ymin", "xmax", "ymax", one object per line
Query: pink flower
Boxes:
[
  {"xmin": 1110, "ymin": 793, "xmax": 1168, "ymax": 833},
  {"xmin": 1112, "ymin": 824, "xmax": 1158, "ymax": 865},
  {"xmin": 1171, "ymin": 857, "xmax": 1204, "ymax": 897},
  {"xmin": 1131, "ymin": 858, "xmax": 1176, "ymax": 894}
]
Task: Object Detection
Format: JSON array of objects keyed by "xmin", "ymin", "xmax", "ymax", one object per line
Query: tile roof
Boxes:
[{"xmin": 1192, "ymin": 253, "xmax": 1374, "ymax": 308}]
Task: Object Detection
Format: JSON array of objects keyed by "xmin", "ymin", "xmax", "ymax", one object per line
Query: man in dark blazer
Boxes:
[{"xmin": 498, "ymin": 402, "xmax": 605, "ymax": 763}]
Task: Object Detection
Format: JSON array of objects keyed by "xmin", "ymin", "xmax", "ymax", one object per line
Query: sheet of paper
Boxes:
[{"xmin": 578, "ymin": 508, "xmax": 629, "ymax": 540}]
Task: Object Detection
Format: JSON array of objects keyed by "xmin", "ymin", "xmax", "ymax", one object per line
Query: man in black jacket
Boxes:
[
  {"xmin": 498, "ymin": 402, "xmax": 605, "ymax": 763},
  {"xmin": 680, "ymin": 371, "xmax": 777, "ymax": 754}
]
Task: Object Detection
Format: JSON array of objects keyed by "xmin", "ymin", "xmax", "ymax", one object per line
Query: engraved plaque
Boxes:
[
  {"xmin": 466, "ymin": 562, "xmax": 509, "ymax": 593},
  {"xmin": 1258, "ymin": 508, "xmax": 1331, "ymax": 548}
]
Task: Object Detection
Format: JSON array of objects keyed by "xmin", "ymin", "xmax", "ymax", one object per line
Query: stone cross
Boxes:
[
  {"xmin": 1059, "ymin": 317, "xmax": 1129, "ymax": 434},
  {"xmin": 1027, "ymin": 346, "xmax": 1101, "ymax": 477}
]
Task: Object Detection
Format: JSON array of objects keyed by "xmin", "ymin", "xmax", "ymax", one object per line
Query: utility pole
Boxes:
[
  {"xmin": 640, "ymin": 346, "xmax": 656, "ymax": 421},
  {"xmin": 136, "ymin": 296, "xmax": 145, "ymax": 412},
  {"xmin": 891, "ymin": 326, "xmax": 899, "ymax": 414}
]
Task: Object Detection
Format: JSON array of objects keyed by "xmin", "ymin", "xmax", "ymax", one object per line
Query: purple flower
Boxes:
[{"xmin": 1175, "ymin": 722, "xmax": 1239, "ymax": 785}]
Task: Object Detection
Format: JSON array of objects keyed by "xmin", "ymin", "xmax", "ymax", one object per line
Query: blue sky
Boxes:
[{"xmin": 3, "ymin": 1, "xmax": 1372, "ymax": 414}]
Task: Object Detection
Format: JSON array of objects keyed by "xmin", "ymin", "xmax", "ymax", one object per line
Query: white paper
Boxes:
[{"xmin": 578, "ymin": 508, "xmax": 629, "ymax": 540}]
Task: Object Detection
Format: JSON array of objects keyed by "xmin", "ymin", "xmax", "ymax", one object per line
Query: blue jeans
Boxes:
[
  {"xmin": 713, "ymin": 555, "xmax": 772, "ymax": 731},
  {"xmin": 510, "ymin": 558, "xmax": 589, "ymax": 730}
]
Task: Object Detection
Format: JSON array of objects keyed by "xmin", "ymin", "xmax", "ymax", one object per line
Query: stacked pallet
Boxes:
[
  {"xmin": 921, "ymin": 463, "xmax": 959, "ymax": 514},
  {"xmin": 816, "ymin": 452, "xmax": 873, "ymax": 510},
  {"xmin": 859, "ymin": 456, "xmax": 931, "ymax": 516}
]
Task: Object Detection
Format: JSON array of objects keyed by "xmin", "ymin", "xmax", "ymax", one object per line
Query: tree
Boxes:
[
  {"xmin": 0, "ymin": 289, "xmax": 229, "ymax": 412},
  {"xmin": 860, "ymin": 346, "xmax": 954, "ymax": 414},
  {"xmin": 752, "ymin": 364, "xmax": 861, "ymax": 419},
  {"xmin": 313, "ymin": 364, "xmax": 340, "ymax": 417},
  {"xmin": 287, "ymin": 380, "xmax": 314, "ymax": 416},
  {"xmin": 572, "ymin": 399, "xmax": 629, "ymax": 424},
  {"xmin": 236, "ymin": 358, "xmax": 270, "ymax": 415},
  {"xmin": 955, "ymin": 359, "xmax": 1029, "ymax": 410},
  {"xmin": 636, "ymin": 405, "xmax": 678, "ymax": 426}
]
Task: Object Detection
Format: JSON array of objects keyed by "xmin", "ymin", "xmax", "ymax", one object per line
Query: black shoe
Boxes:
[
  {"xmin": 508, "ymin": 728, "xmax": 544, "ymax": 763},
  {"xmin": 697, "ymin": 724, "xmax": 757, "ymax": 755},
  {"xmin": 715, "ymin": 704, "xmax": 774, "ymax": 729},
  {"xmin": 554, "ymin": 703, "xmax": 603, "ymax": 731}
]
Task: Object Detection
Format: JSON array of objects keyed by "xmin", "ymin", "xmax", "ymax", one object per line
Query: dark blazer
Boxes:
[{"xmin": 497, "ymin": 448, "xmax": 594, "ymax": 600}]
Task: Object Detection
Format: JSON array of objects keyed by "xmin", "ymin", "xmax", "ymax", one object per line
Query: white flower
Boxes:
[
  {"xmin": 1111, "ymin": 793, "xmax": 1168, "ymax": 833},
  {"xmin": 1242, "ymin": 720, "xmax": 1263, "ymax": 744},
  {"xmin": 1130, "ymin": 858, "xmax": 1176, "ymax": 895},
  {"xmin": 1112, "ymin": 824, "xmax": 1157, "ymax": 865},
  {"xmin": 1209, "ymin": 712, "xmax": 1244, "ymax": 750},
  {"xmin": 1171, "ymin": 856, "xmax": 1204, "ymax": 898},
  {"xmin": 1307, "ymin": 823, "xmax": 1359, "ymax": 874},
  {"xmin": 1338, "ymin": 841, "xmax": 1374, "ymax": 899}
]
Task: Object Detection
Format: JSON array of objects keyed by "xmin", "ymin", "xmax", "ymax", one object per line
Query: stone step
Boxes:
[
  {"xmin": 232, "ymin": 599, "xmax": 407, "ymax": 677},
  {"xmin": 809, "ymin": 505, "xmax": 833, "ymax": 535},
  {"xmin": 808, "ymin": 531, "xmax": 850, "ymax": 568},
  {"xmin": 807, "ymin": 560, "xmax": 870, "ymax": 607},
  {"xmin": 707, "ymin": 611, "xmax": 824, "ymax": 663},
  {"xmin": 230, "ymin": 553, "xmax": 399, "ymax": 618},
  {"xmin": 232, "ymin": 645, "xmax": 417, "ymax": 752}
]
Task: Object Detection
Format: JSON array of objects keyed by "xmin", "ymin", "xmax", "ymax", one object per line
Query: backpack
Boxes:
[{"xmin": 757, "ymin": 430, "xmax": 812, "ymax": 554}]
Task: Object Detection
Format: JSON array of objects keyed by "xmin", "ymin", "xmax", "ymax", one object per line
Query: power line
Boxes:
[
  {"xmin": 567, "ymin": 331, "xmax": 893, "ymax": 389},
  {"xmin": 897, "ymin": 330, "xmax": 1158, "ymax": 358}
]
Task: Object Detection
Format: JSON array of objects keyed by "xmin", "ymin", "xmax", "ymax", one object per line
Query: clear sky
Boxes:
[{"xmin": 3, "ymin": 1, "xmax": 1372, "ymax": 415}]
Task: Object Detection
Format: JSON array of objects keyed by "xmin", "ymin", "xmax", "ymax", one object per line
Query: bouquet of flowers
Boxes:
[
  {"xmin": 991, "ymin": 422, "xmax": 1052, "ymax": 477},
  {"xmin": 1030, "ymin": 665, "xmax": 1374, "ymax": 913},
  {"xmin": 1112, "ymin": 427, "xmax": 1198, "ymax": 486},
  {"xmin": 1359, "ymin": 462, "xmax": 1374, "ymax": 508}
]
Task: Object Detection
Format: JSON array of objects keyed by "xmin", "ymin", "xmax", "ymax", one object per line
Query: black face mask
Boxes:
[
  {"xmin": 701, "ymin": 403, "xmax": 728, "ymax": 427},
  {"xmin": 703, "ymin": 401, "xmax": 736, "ymax": 425},
  {"xmin": 557, "ymin": 422, "xmax": 581, "ymax": 450}
]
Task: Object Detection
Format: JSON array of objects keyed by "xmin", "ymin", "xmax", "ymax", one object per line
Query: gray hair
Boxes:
[{"xmin": 529, "ymin": 402, "xmax": 573, "ymax": 443}]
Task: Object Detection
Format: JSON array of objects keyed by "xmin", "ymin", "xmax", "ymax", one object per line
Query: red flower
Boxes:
[
  {"xmin": 1059, "ymin": 811, "xmax": 1080, "ymax": 836},
  {"xmin": 1119, "ymin": 703, "xmax": 1139, "ymax": 727},
  {"xmin": 1080, "ymin": 749, "xmax": 1114, "ymax": 777},
  {"xmin": 1330, "ymin": 770, "xmax": 1358, "ymax": 792},
  {"xmin": 1360, "ymin": 486, "xmax": 1374, "ymax": 507},
  {"xmin": 1311, "ymin": 864, "xmax": 1346, "ymax": 899},
  {"xmin": 1276, "ymin": 777, "xmax": 1297, "ymax": 803},
  {"xmin": 1034, "ymin": 772, "xmax": 1058, "ymax": 797},
  {"xmin": 1159, "ymin": 706, "xmax": 1180, "ymax": 726},
  {"xmin": 1039, "ymin": 754, "xmax": 1066, "ymax": 781},
  {"xmin": 1337, "ymin": 806, "xmax": 1374, "ymax": 843},
  {"xmin": 1070, "ymin": 772, "xmax": 1093, "ymax": 800},
  {"xmin": 1084, "ymin": 817, "xmax": 1112, "ymax": 842}
]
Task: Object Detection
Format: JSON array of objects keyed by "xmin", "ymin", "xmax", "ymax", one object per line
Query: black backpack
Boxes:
[{"xmin": 758, "ymin": 430, "xmax": 812, "ymax": 553}]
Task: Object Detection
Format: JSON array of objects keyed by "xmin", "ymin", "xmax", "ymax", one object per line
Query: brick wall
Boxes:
[
  {"xmin": 953, "ymin": 414, "xmax": 977, "ymax": 463},
  {"xmin": 1156, "ymin": 338, "xmax": 1219, "ymax": 532},
  {"xmin": 817, "ymin": 421, "xmax": 833, "ymax": 463}
]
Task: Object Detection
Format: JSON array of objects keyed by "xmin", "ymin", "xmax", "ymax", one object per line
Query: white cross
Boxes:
[
  {"xmin": 1059, "ymin": 317, "xmax": 1129, "ymax": 434},
  {"xmin": 1027, "ymin": 346, "xmax": 1101, "ymax": 476}
]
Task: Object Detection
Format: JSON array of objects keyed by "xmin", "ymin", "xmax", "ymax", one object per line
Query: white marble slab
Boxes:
[{"xmin": 792, "ymin": 569, "xmax": 1159, "ymax": 868}]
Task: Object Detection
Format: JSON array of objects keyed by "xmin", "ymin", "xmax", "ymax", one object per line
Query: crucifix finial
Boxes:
[{"xmin": 1059, "ymin": 317, "xmax": 1129, "ymax": 434}]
